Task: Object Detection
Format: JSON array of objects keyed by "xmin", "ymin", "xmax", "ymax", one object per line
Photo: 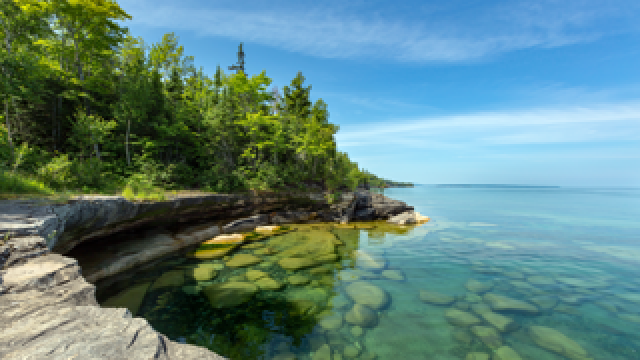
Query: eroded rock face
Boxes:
[{"xmin": 0, "ymin": 236, "xmax": 228, "ymax": 359}]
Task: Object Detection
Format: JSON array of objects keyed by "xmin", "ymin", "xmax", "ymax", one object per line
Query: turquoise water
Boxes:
[{"xmin": 97, "ymin": 185, "xmax": 640, "ymax": 359}]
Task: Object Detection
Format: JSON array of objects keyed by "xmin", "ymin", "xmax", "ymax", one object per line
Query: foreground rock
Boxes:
[{"xmin": 0, "ymin": 236, "xmax": 228, "ymax": 359}]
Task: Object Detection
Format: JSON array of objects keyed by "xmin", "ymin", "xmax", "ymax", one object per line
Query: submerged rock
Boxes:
[
  {"xmin": 381, "ymin": 269, "xmax": 405, "ymax": 281},
  {"xmin": 529, "ymin": 325, "xmax": 593, "ymax": 360},
  {"xmin": 202, "ymin": 281, "xmax": 259, "ymax": 308},
  {"xmin": 345, "ymin": 281, "xmax": 390, "ymax": 310},
  {"xmin": 225, "ymin": 253, "xmax": 263, "ymax": 268},
  {"xmin": 493, "ymin": 346, "xmax": 523, "ymax": 360},
  {"xmin": 150, "ymin": 270, "xmax": 185, "ymax": 290},
  {"xmin": 483, "ymin": 293, "xmax": 539, "ymax": 314},
  {"xmin": 254, "ymin": 277, "xmax": 283, "ymax": 291},
  {"xmin": 318, "ymin": 312, "xmax": 344, "ymax": 331},
  {"xmin": 471, "ymin": 325, "xmax": 502, "ymax": 350},
  {"xmin": 278, "ymin": 257, "xmax": 317, "ymax": 270},
  {"xmin": 287, "ymin": 274, "xmax": 311, "ymax": 285},
  {"xmin": 345, "ymin": 303, "xmax": 378, "ymax": 328},
  {"xmin": 190, "ymin": 263, "xmax": 219, "ymax": 281},
  {"xmin": 445, "ymin": 309, "xmax": 482, "ymax": 327},
  {"xmin": 419, "ymin": 290, "xmax": 456, "ymax": 305}
]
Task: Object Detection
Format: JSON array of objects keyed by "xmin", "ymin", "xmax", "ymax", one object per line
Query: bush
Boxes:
[
  {"xmin": 121, "ymin": 173, "xmax": 166, "ymax": 201},
  {"xmin": 37, "ymin": 154, "xmax": 74, "ymax": 188}
]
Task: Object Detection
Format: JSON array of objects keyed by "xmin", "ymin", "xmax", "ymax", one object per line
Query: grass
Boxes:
[{"xmin": 0, "ymin": 170, "xmax": 336, "ymax": 205}]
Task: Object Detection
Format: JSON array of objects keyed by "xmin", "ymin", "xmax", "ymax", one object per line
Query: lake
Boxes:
[{"xmin": 96, "ymin": 185, "xmax": 640, "ymax": 359}]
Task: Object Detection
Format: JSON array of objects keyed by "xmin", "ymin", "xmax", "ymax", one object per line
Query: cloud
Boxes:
[
  {"xmin": 335, "ymin": 100, "xmax": 640, "ymax": 148},
  {"xmin": 116, "ymin": 0, "xmax": 640, "ymax": 63}
]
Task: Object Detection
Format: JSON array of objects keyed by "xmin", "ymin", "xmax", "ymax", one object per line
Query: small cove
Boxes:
[{"xmin": 89, "ymin": 186, "xmax": 640, "ymax": 359}]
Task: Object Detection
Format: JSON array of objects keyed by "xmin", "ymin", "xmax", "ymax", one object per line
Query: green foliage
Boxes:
[
  {"xmin": 0, "ymin": 2, "xmax": 399, "ymax": 199},
  {"xmin": 0, "ymin": 170, "xmax": 55, "ymax": 195}
]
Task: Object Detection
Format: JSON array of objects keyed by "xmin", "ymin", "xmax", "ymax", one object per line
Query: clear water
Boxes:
[{"xmin": 96, "ymin": 185, "xmax": 640, "ymax": 360}]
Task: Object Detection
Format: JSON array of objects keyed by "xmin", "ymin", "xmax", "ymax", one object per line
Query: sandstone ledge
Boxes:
[{"xmin": 0, "ymin": 189, "xmax": 413, "ymax": 359}]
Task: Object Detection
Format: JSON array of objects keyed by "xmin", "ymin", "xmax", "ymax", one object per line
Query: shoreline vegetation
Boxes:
[{"xmin": 0, "ymin": 1, "xmax": 412, "ymax": 205}]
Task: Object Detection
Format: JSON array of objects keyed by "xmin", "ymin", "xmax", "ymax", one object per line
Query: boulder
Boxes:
[
  {"xmin": 419, "ymin": 290, "xmax": 456, "ymax": 305},
  {"xmin": 471, "ymin": 325, "xmax": 502, "ymax": 350},
  {"xmin": 387, "ymin": 210, "xmax": 429, "ymax": 225},
  {"xmin": 190, "ymin": 263, "xmax": 218, "ymax": 282},
  {"xmin": 254, "ymin": 277, "xmax": 283, "ymax": 291},
  {"xmin": 483, "ymin": 293, "xmax": 539, "ymax": 314},
  {"xmin": 345, "ymin": 303, "xmax": 378, "ymax": 328},
  {"xmin": 245, "ymin": 269, "xmax": 269, "ymax": 281},
  {"xmin": 353, "ymin": 249, "xmax": 387, "ymax": 270},
  {"xmin": 287, "ymin": 275, "xmax": 311, "ymax": 285},
  {"xmin": 445, "ymin": 309, "xmax": 482, "ymax": 327},
  {"xmin": 318, "ymin": 312, "xmax": 344, "ymax": 331},
  {"xmin": 345, "ymin": 281, "xmax": 390, "ymax": 310},
  {"xmin": 202, "ymin": 281, "xmax": 259, "ymax": 308},
  {"xmin": 493, "ymin": 346, "xmax": 523, "ymax": 360},
  {"xmin": 529, "ymin": 326, "xmax": 593, "ymax": 360},
  {"xmin": 225, "ymin": 253, "xmax": 263, "ymax": 268},
  {"xmin": 480, "ymin": 311, "xmax": 518, "ymax": 332},
  {"xmin": 381, "ymin": 269, "xmax": 405, "ymax": 281}
]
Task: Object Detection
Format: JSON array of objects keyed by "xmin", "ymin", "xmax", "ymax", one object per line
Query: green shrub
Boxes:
[{"xmin": 37, "ymin": 154, "xmax": 74, "ymax": 188}]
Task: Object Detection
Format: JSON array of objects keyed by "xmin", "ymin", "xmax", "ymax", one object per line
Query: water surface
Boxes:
[{"xmin": 97, "ymin": 185, "xmax": 640, "ymax": 359}]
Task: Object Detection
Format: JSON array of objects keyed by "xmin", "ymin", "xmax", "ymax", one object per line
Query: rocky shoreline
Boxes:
[{"xmin": 0, "ymin": 189, "xmax": 423, "ymax": 359}]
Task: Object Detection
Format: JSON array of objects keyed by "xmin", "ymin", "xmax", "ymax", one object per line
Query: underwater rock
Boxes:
[
  {"xmin": 445, "ymin": 308, "xmax": 482, "ymax": 327},
  {"xmin": 254, "ymin": 277, "xmax": 283, "ymax": 291},
  {"xmin": 318, "ymin": 312, "xmax": 344, "ymax": 331},
  {"xmin": 529, "ymin": 325, "xmax": 593, "ymax": 360},
  {"xmin": 464, "ymin": 293, "xmax": 483, "ymax": 303},
  {"xmin": 345, "ymin": 281, "xmax": 390, "ymax": 310},
  {"xmin": 480, "ymin": 311, "xmax": 518, "ymax": 332},
  {"xmin": 465, "ymin": 352, "xmax": 490, "ymax": 360},
  {"xmin": 150, "ymin": 269, "xmax": 185, "ymax": 290},
  {"xmin": 311, "ymin": 343, "xmax": 332, "ymax": 360},
  {"xmin": 353, "ymin": 249, "xmax": 387, "ymax": 270},
  {"xmin": 471, "ymin": 325, "xmax": 502, "ymax": 350},
  {"xmin": 287, "ymin": 274, "xmax": 311, "ymax": 285},
  {"xmin": 350, "ymin": 325, "xmax": 364, "ymax": 337},
  {"xmin": 503, "ymin": 271, "xmax": 524, "ymax": 279},
  {"xmin": 225, "ymin": 253, "xmax": 263, "ymax": 268},
  {"xmin": 465, "ymin": 279, "xmax": 494, "ymax": 294},
  {"xmin": 452, "ymin": 328, "xmax": 473, "ymax": 344},
  {"xmin": 345, "ymin": 303, "xmax": 378, "ymax": 328},
  {"xmin": 315, "ymin": 253, "xmax": 339, "ymax": 264},
  {"xmin": 202, "ymin": 281, "xmax": 259, "ymax": 308},
  {"xmin": 419, "ymin": 290, "xmax": 456, "ymax": 305},
  {"xmin": 192, "ymin": 246, "xmax": 235, "ymax": 260},
  {"xmin": 278, "ymin": 257, "xmax": 317, "ymax": 270},
  {"xmin": 554, "ymin": 304, "xmax": 580, "ymax": 315},
  {"xmin": 253, "ymin": 246, "xmax": 278, "ymax": 255},
  {"xmin": 386, "ymin": 210, "xmax": 429, "ymax": 225},
  {"xmin": 102, "ymin": 282, "xmax": 151, "ymax": 316},
  {"xmin": 181, "ymin": 285, "xmax": 201, "ymax": 295},
  {"xmin": 286, "ymin": 286, "xmax": 329, "ymax": 305},
  {"xmin": 329, "ymin": 294, "xmax": 351, "ymax": 310},
  {"xmin": 381, "ymin": 269, "xmax": 405, "ymax": 281},
  {"xmin": 190, "ymin": 263, "xmax": 218, "ymax": 281},
  {"xmin": 245, "ymin": 269, "xmax": 269, "ymax": 281},
  {"xmin": 470, "ymin": 303, "xmax": 492, "ymax": 315},
  {"xmin": 343, "ymin": 343, "xmax": 362, "ymax": 358},
  {"xmin": 483, "ymin": 293, "xmax": 539, "ymax": 314},
  {"xmin": 493, "ymin": 346, "xmax": 523, "ymax": 360}
]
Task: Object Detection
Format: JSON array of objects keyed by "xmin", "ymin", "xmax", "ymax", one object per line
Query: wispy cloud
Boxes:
[
  {"xmin": 335, "ymin": 100, "xmax": 640, "ymax": 148},
  {"xmin": 117, "ymin": 0, "xmax": 640, "ymax": 63}
]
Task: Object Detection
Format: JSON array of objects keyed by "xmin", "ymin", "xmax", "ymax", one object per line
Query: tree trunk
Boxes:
[
  {"xmin": 4, "ymin": 99, "xmax": 12, "ymax": 167},
  {"xmin": 126, "ymin": 118, "xmax": 131, "ymax": 166}
]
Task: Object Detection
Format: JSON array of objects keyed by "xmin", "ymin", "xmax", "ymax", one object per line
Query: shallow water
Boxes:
[{"xmin": 96, "ymin": 185, "xmax": 640, "ymax": 359}]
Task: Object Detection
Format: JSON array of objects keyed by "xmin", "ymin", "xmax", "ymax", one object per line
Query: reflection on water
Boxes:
[{"xmin": 96, "ymin": 186, "xmax": 640, "ymax": 360}]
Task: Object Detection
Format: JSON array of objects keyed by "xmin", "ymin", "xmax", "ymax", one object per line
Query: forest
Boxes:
[{"xmin": 0, "ymin": 0, "xmax": 408, "ymax": 201}]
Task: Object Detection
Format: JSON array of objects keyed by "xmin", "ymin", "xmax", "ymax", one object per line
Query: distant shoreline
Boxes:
[{"xmin": 431, "ymin": 184, "xmax": 560, "ymax": 188}]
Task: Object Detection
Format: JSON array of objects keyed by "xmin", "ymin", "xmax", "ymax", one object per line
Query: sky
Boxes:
[{"xmin": 115, "ymin": 0, "xmax": 640, "ymax": 187}]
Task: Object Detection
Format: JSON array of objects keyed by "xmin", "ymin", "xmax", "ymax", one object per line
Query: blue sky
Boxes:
[{"xmin": 115, "ymin": 0, "xmax": 640, "ymax": 187}]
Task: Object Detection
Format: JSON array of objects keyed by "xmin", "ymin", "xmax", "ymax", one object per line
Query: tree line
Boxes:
[{"xmin": 0, "ymin": 0, "xmax": 401, "ymax": 197}]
